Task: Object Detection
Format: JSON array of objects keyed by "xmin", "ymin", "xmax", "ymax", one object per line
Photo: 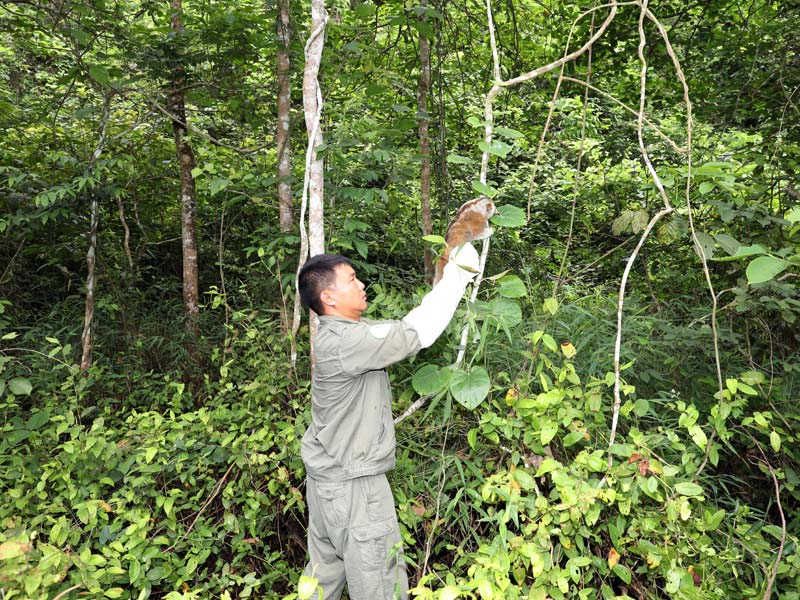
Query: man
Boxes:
[{"xmin": 297, "ymin": 242, "xmax": 481, "ymax": 600}]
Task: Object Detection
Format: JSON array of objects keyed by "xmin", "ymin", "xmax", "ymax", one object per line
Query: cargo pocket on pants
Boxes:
[
  {"xmin": 351, "ymin": 518, "xmax": 395, "ymax": 571},
  {"xmin": 315, "ymin": 481, "xmax": 350, "ymax": 529}
]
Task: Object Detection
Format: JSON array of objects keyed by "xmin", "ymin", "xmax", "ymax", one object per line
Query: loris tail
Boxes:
[{"xmin": 432, "ymin": 196, "xmax": 496, "ymax": 286}]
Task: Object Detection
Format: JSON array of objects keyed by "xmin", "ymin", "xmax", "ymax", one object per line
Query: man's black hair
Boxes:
[{"xmin": 298, "ymin": 254, "xmax": 352, "ymax": 316}]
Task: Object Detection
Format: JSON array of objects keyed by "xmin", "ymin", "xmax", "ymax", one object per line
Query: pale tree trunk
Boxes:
[
  {"xmin": 170, "ymin": 0, "xmax": 200, "ymax": 345},
  {"xmin": 304, "ymin": 0, "xmax": 326, "ymax": 257},
  {"xmin": 80, "ymin": 93, "xmax": 111, "ymax": 372},
  {"xmin": 290, "ymin": 0, "xmax": 327, "ymax": 366},
  {"xmin": 417, "ymin": 0, "xmax": 434, "ymax": 281},
  {"xmin": 277, "ymin": 0, "xmax": 293, "ymax": 233}
]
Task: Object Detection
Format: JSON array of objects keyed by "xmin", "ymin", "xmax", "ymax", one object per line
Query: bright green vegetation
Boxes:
[{"xmin": 1, "ymin": 1, "xmax": 798, "ymax": 599}]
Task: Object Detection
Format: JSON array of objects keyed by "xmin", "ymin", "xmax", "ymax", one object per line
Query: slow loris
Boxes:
[{"xmin": 433, "ymin": 196, "xmax": 496, "ymax": 286}]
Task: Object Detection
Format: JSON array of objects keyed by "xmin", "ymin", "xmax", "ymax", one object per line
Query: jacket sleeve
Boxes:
[{"xmin": 337, "ymin": 320, "xmax": 422, "ymax": 376}]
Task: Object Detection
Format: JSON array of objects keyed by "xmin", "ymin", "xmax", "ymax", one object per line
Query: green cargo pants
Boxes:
[{"xmin": 303, "ymin": 473, "xmax": 409, "ymax": 600}]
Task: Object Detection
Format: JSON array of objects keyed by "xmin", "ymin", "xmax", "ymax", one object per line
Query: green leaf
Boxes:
[
  {"xmin": 534, "ymin": 458, "xmax": 560, "ymax": 477},
  {"xmin": 494, "ymin": 126, "xmax": 525, "ymax": 139},
  {"xmin": 27, "ymin": 410, "xmax": 50, "ymax": 430},
  {"xmin": 563, "ymin": 431, "xmax": 585, "ymax": 447},
  {"xmin": 540, "ymin": 420, "xmax": 558, "ymax": 445},
  {"xmin": 541, "ymin": 333, "xmax": 558, "ymax": 353},
  {"xmin": 739, "ymin": 370, "xmax": 765, "ymax": 386},
  {"xmin": 770, "ymin": 431, "xmax": 781, "ymax": 452},
  {"xmin": 297, "ymin": 575, "xmax": 318, "ymax": 599},
  {"xmin": 1, "ymin": 331, "xmax": 18, "ymax": 340},
  {"xmin": 512, "ymin": 469, "xmax": 537, "ymax": 490},
  {"xmin": 714, "ymin": 244, "xmax": 767, "ymax": 262},
  {"xmin": 412, "ymin": 364, "xmax": 451, "ymax": 395},
  {"xmin": 478, "ymin": 140, "xmax": 513, "ymax": 157},
  {"xmin": 422, "ymin": 234, "xmax": 446, "ymax": 244},
  {"xmin": 490, "ymin": 204, "xmax": 526, "ymax": 227},
  {"xmin": 9, "ymin": 377, "xmax": 32, "ymax": 396},
  {"xmin": 630, "ymin": 210, "xmax": 649, "ymax": 233},
  {"xmin": 746, "ymin": 255, "xmax": 789, "ymax": 284},
  {"xmin": 209, "ymin": 178, "xmax": 231, "ymax": 197},
  {"xmin": 0, "ymin": 541, "xmax": 28, "ymax": 560},
  {"xmin": 487, "ymin": 297, "xmax": 522, "ymax": 328},
  {"xmin": 543, "ymin": 297, "xmax": 558, "ymax": 315},
  {"xmin": 674, "ymin": 482, "xmax": 704, "ymax": 497},
  {"xmin": 446, "ymin": 154, "xmax": 474, "ymax": 164},
  {"xmin": 72, "ymin": 28, "xmax": 90, "ymax": 45},
  {"xmin": 440, "ymin": 586, "xmax": 461, "ymax": 600},
  {"xmin": 612, "ymin": 564, "xmax": 632, "ymax": 585},
  {"xmin": 471, "ymin": 180, "xmax": 498, "ymax": 198},
  {"xmin": 449, "ymin": 366, "xmax": 491, "ymax": 410},
  {"xmin": 694, "ymin": 231, "xmax": 716, "ymax": 259},
  {"xmin": 698, "ymin": 181, "xmax": 715, "ymax": 195},
  {"xmin": 497, "ymin": 275, "xmax": 526, "ymax": 298},
  {"xmin": 467, "ymin": 428, "xmax": 478, "ymax": 450},
  {"xmin": 89, "ymin": 65, "xmax": 110, "ymax": 86},
  {"xmin": 714, "ymin": 233, "xmax": 741, "ymax": 255},
  {"xmin": 688, "ymin": 425, "xmax": 707, "ymax": 449}
]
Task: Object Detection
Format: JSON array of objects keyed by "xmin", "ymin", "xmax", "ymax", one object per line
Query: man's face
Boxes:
[{"xmin": 322, "ymin": 263, "xmax": 367, "ymax": 320}]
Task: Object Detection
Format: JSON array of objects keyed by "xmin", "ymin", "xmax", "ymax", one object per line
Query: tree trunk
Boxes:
[
  {"xmin": 170, "ymin": 0, "xmax": 200, "ymax": 344},
  {"xmin": 277, "ymin": 0, "xmax": 293, "ymax": 233},
  {"xmin": 291, "ymin": 0, "xmax": 327, "ymax": 366},
  {"xmin": 417, "ymin": 0, "xmax": 434, "ymax": 281},
  {"xmin": 80, "ymin": 94, "xmax": 111, "ymax": 373},
  {"xmin": 304, "ymin": 0, "xmax": 326, "ymax": 257}
]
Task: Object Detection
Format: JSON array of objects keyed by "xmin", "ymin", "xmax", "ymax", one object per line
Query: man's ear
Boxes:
[{"xmin": 319, "ymin": 287, "xmax": 336, "ymax": 308}]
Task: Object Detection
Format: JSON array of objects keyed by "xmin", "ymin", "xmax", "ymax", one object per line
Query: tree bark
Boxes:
[
  {"xmin": 169, "ymin": 0, "xmax": 200, "ymax": 344},
  {"xmin": 417, "ymin": 0, "xmax": 434, "ymax": 281},
  {"xmin": 304, "ymin": 0, "xmax": 326, "ymax": 257},
  {"xmin": 291, "ymin": 0, "xmax": 327, "ymax": 366},
  {"xmin": 277, "ymin": 0, "xmax": 293, "ymax": 233}
]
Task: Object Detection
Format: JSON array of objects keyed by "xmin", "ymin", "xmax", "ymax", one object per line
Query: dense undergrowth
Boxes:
[{"xmin": 2, "ymin": 271, "xmax": 799, "ymax": 599}]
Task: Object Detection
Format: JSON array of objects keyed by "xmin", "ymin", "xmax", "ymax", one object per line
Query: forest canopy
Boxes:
[{"xmin": 1, "ymin": 0, "xmax": 798, "ymax": 599}]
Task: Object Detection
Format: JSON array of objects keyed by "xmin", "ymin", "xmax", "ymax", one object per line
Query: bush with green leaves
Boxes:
[
  {"xmin": 0, "ymin": 310, "xmax": 309, "ymax": 600},
  {"xmin": 394, "ymin": 323, "xmax": 800, "ymax": 600}
]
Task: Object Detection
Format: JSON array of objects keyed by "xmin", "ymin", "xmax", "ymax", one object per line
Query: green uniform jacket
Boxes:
[{"xmin": 301, "ymin": 315, "xmax": 422, "ymax": 482}]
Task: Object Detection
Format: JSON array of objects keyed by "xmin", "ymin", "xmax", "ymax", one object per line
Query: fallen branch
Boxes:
[{"xmin": 165, "ymin": 461, "xmax": 237, "ymax": 553}]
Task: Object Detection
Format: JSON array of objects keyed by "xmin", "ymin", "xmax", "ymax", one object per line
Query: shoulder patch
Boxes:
[{"xmin": 368, "ymin": 323, "xmax": 393, "ymax": 339}]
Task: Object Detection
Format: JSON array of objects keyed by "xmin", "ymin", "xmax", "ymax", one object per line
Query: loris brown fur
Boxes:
[{"xmin": 433, "ymin": 196, "xmax": 496, "ymax": 286}]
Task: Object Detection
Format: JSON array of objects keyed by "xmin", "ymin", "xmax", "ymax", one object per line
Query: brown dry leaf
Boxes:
[{"xmin": 608, "ymin": 547, "xmax": 620, "ymax": 569}]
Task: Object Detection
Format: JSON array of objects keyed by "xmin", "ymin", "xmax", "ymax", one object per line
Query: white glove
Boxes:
[{"xmin": 403, "ymin": 243, "xmax": 480, "ymax": 348}]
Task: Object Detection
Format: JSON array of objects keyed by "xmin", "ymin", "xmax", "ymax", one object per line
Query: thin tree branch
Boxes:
[
  {"xmin": 606, "ymin": 206, "xmax": 672, "ymax": 464},
  {"xmin": 501, "ymin": 1, "xmax": 625, "ymax": 88},
  {"xmin": 165, "ymin": 461, "xmax": 237, "ymax": 553}
]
